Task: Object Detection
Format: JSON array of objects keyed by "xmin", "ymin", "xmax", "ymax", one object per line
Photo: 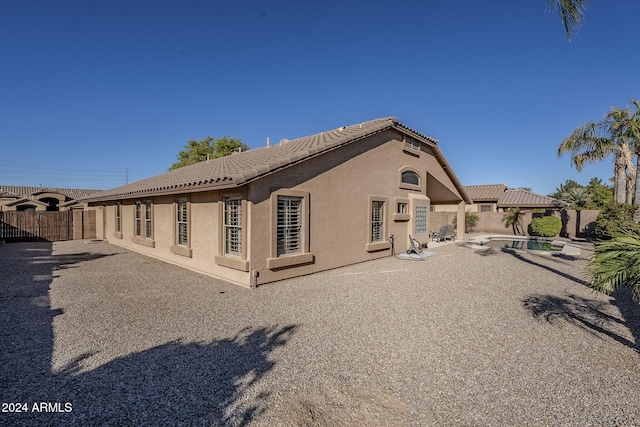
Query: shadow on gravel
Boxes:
[
  {"xmin": 522, "ymin": 293, "xmax": 639, "ymax": 353},
  {"xmin": 611, "ymin": 288, "xmax": 640, "ymax": 353},
  {"xmin": 501, "ymin": 249, "xmax": 590, "ymax": 287},
  {"xmin": 0, "ymin": 242, "xmax": 299, "ymax": 426},
  {"xmin": 52, "ymin": 325, "xmax": 298, "ymax": 426}
]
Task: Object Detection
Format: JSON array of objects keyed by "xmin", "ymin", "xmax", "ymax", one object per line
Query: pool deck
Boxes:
[{"xmin": 464, "ymin": 234, "xmax": 584, "ymax": 257}]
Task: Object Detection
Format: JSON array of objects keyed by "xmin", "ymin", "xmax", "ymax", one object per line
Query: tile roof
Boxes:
[
  {"xmin": 464, "ymin": 184, "xmax": 507, "ymax": 202},
  {"xmin": 497, "ymin": 189, "xmax": 565, "ymax": 208},
  {"xmin": 83, "ymin": 117, "xmax": 471, "ymax": 203},
  {"xmin": 0, "ymin": 186, "xmax": 100, "ymax": 201}
]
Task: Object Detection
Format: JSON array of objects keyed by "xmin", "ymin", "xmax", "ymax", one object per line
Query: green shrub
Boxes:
[
  {"xmin": 529, "ymin": 216, "xmax": 562, "ymax": 237},
  {"xmin": 593, "ymin": 204, "xmax": 636, "ymax": 240},
  {"xmin": 453, "ymin": 211, "xmax": 480, "ymax": 233}
]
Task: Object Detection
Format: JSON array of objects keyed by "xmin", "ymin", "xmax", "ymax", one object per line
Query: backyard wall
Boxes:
[{"xmin": 428, "ymin": 209, "xmax": 600, "ymax": 239}]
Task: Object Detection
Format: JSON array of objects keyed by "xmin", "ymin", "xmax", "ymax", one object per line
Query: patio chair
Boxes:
[
  {"xmin": 434, "ymin": 225, "xmax": 456, "ymax": 242},
  {"xmin": 407, "ymin": 234, "xmax": 424, "ymax": 256}
]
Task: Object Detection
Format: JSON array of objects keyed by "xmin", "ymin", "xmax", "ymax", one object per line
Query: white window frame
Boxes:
[
  {"xmin": 277, "ymin": 195, "xmax": 303, "ymax": 256},
  {"xmin": 144, "ymin": 201, "xmax": 153, "ymax": 239},
  {"xmin": 134, "ymin": 202, "xmax": 142, "ymax": 237},
  {"xmin": 115, "ymin": 203, "xmax": 121, "ymax": 233},
  {"xmin": 176, "ymin": 199, "xmax": 188, "ymax": 247},
  {"xmin": 371, "ymin": 200, "xmax": 385, "ymax": 243},
  {"xmin": 224, "ymin": 196, "xmax": 242, "ymax": 257}
]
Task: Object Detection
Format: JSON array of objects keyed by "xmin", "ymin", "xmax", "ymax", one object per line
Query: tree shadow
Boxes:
[
  {"xmin": 50, "ymin": 325, "xmax": 297, "ymax": 426},
  {"xmin": 0, "ymin": 242, "xmax": 298, "ymax": 426},
  {"xmin": 499, "ymin": 248, "xmax": 590, "ymax": 287},
  {"xmin": 610, "ymin": 288, "xmax": 640, "ymax": 353},
  {"xmin": 522, "ymin": 292, "xmax": 639, "ymax": 353}
]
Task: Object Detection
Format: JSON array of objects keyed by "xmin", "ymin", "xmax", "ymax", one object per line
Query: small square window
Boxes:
[{"xmin": 397, "ymin": 202, "xmax": 408, "ymax": 214}]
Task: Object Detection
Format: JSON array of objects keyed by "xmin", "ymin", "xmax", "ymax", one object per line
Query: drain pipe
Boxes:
[
  {"xmin": 389, "ymin": 234, "xmax": 395, "ymax": 257},
  {"xmin": 251, "ymin": 270, "xmax": 259, "ymax": 289}
]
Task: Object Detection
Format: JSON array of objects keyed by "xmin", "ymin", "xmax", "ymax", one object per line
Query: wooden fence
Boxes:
[{"xmin": 0, "ymin": 211, "xmax": 74, "ymax": 242}]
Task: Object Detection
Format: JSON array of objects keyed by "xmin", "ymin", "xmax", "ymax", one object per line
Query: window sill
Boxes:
[
  {"xmin": 393, "ymin": 213, "xmax": 410, "ymax": 222},
  {"xmin": 267, "ymin": 253, "xmax": 315, "ymax": 270},
  {"xmin": 366, "ymin": 241, "xmax": 390, "ymax": 252},
  {"xmin": 132, "ymin": 236, "xmax": 155, "ymax": 248},
  {"xmin": 399, "ymin": 183, "xmax": 422, "ymax": 192},
  {"xmin": 113, "ymin": 231, "xmax": 123, "ymax": 239},
  {"xmin": 215, "ymin": 255, "xmax": 249, "ymax": 272},
  {"xmin": 171, "ymin": 245, "xmax": 193, "ymax": 258}
]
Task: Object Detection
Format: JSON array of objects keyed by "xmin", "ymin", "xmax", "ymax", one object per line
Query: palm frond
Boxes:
[
  {"xmin": 549, "ymin": 0, "xmax": 588, "ymax": 41},
  {"xmin": 588, "ymin": 229, "xmax": 640, "ymax": 301}
]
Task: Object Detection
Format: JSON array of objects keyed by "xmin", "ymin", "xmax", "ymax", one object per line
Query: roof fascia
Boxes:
[{"xmin": 84, "ymin": 181, "xmax": 241, "ymax": 204}]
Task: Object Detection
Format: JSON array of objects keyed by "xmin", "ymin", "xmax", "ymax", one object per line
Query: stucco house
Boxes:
[
  {"xmin": 0, "ymin": 186, "xmax": 99, "ymax": 211},
  {"xmin": 83, "ymin": 117, "xmax": 471, "ymax": 287}
]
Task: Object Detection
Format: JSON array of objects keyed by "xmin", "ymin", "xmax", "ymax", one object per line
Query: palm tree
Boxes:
[
  {"xmin": 503, "ymin": 207, "xmax": 525, "ymax": 236},
  {"xmin": 548, "ymin": 0, "xmax": 588, "ymax": 41},
  {"xmin": 627, "ymin": 100, "xmax": 640, "ymax": 221},
  {"xmin": 588, "ymin": 228, "xmax": 640, "ymax": 302},
  {"xmin": 560, "ymin": 186, "xmax": 589, "ymax": 209},
  {"xmin": 558, "ymin": 105, "xmax": 636, "ymax": 205}
]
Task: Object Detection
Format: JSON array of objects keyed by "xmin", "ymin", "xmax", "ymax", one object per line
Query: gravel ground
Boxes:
[{"xmin": 1, "ymin": 239, "xmax": 639, "ymax": 426}]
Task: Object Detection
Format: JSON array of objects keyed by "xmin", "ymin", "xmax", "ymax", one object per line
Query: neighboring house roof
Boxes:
[
  {"xmin": 497, "ymin": 189, "xmax": 565, "ymax": 209},
  {"xmin": 464, "ymin": 184, "xmax": 508, "ymax": 202},
  {"xmin": 0, "ymin": 186, "xmax": 100, "ymax": 201},
  {"xmin": 83, "ymin": 117, "xmax": 472, "ymax": 204},
  {"xmin": 0, "ymin": 190, "xmax": 21, "ymax": 199},
  {"xmin": 4, "ymin": 198, "xmax": 48, "ymax": 208}
]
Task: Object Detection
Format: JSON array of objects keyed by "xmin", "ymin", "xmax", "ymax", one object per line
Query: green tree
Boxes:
[
  {"xmin": 588, "ymin": 228, "xmax": 640, "ymax": 302},
  {"xmin": 170, "ymin": 136, "xmax": 249, "ymax": 170},
  {"xmin": 560, "ymin": 186, "xmax": 589, "ymax": 209},
  {"xmin": 548, "ymin": 0, "xmax": 588, "ymax": 41},
  {"xmin": 557, "ymin": 105, "xmax": 636, "ymax": 205},
  {"xmin": 503, "ymin": 207, "xmax": 525, "ymax": 236},
  {"xmin": 585, "ymin": 177, "xmax": 613, "ymax": 209},
  {"xmin": 550, "ymin": 179, "xmax": 581, "ymax": 200},
  {"xmin": 593, "ymin": 204, "xmax": 636, "ymax": 240}
]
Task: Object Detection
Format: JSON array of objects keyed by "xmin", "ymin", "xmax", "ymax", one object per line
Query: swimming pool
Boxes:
[
  {"xmin": 485, "ymin": 238, "xmax": 562, "ymax": 252},
  {"xmin": 465, "ymin": 235, "xmax": 582, "ymax": 256}
]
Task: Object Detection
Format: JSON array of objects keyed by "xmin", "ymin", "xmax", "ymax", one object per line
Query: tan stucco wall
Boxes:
[
  {"xmin": 93, "ymin": 129, "xmax": 465, "ymax": 287},
  {"xmin": 247, "ymin": 129, "xmax": 461, "ymax": 285},
  {"xmin": 97, "ymin": 192, "xmax": 252, "ymax": 287}
]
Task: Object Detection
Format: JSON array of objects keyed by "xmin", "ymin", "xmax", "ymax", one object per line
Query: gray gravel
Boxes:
[{"xmin": 1, "ymin": 240, "xmax": 639, "ymax": 426}]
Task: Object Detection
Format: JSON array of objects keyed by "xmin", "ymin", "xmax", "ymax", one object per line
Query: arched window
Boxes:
[{"xmin": 401, "ymin": 171, "xmax": 420, "ymax": 186}]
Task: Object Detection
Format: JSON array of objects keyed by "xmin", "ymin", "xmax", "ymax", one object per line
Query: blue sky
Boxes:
[{"xmin": 1, "ymin": 0, "xmax": 638, "ymax": 196}]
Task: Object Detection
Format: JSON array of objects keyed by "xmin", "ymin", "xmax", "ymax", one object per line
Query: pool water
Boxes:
[{"xmin": 486, "ymin": 239, "xmax": 562, "ymax": 251}]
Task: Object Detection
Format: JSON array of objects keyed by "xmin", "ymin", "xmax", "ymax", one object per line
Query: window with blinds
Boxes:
[
  {"xmin": 134, "ymin": 202, "xmax": 142, "ymax": 237},
  {"xmin": 415, "ymin": 205, "xmax": 427, "ymax": 234},
  {"xmin": 224, "ymin": 197, "xmax": 242, "ymax": 257},
  {"xmin": 144, "ymin": 202, "xmax": 153, "ymax": 239},
  {"xmin": 277, "ymin": 196, "xmax": 302, "ymax": 256},
  {"xmin": 371, "ymin": 201, "xmax": 384, "ymax": 242},
  {"xmin": 115, "ymin": 203, "xmax": 121, "ymax": 233},
  {"xmin": 176, "ymin": 200, "xmax": 188, "ymax": 246}
]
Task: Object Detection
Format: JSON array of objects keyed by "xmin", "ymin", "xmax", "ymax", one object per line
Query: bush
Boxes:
[
  {"xmin": 453, "ymin": 211, "xmax": 480, "ymax": 233},
  {"xmin": 529, "ymin": 216, "xmax": 562, "ymax": 237},
  {"xmin": 593, "ymin": 204, "xmax": 636, "ymax": 240}
]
